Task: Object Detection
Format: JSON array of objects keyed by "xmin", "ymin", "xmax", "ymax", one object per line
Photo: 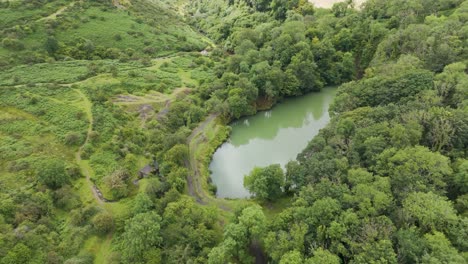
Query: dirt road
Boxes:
[
  {"xmin": 308, "ymin": 0, "xmax": 366, "ymax": 8},
  {"xmin": 186, "ymin": 114, "xmax": 218, "ymax": 204}
]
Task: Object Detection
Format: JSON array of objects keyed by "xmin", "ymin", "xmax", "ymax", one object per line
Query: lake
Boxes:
[{"xmin": 210, "ymin": 87, "xmax": 337, "ymax": 198}]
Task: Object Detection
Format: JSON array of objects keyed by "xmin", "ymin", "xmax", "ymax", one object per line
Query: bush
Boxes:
[
  {"xmin": 54, "ymin": 186, "xmax": 81, "ymax": 210},
  {"xmin": 65, "ymin": 132, "xmax": 83, "ymax": 146},
  {"xmin": 92, "ymin": 211, "xmax": 114, "ymax": 234},
  {"xmin": 143, "ymin": 46, "xmax": 155, "ymax": 55},
  {"xmin": 113, "ymin": 34, "xmax": 122, "ymax": 41},
  {"xmin": 37, "ymin": 159, "xmax": 71, "ymax": 189},
  {"xmin": 104, "ymin": 168, "xmax": 130, "ymax": 199},
  {"xmin": 2, "ymin": 37, "xmax": 25, "ymax": 50},
  {"xmin": 45, "ymin": 37, "xmax": 59, "ymax": 55}
]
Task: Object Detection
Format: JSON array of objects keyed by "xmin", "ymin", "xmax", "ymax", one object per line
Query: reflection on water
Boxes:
[
  {"xmin": 230, "ymin": 93, "xmax": 328, "ymax": 146},
  {"xmin": 210, "ymin": 87, "xmax": 337, "ymax": 198}
]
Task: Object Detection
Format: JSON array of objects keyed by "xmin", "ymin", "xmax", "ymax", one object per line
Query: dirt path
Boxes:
[
  {"xmin": 39, "ymin": 1, "xmax": 76, "ymax": 22},
  {"xmin": 308, "ymin": 0, "xmax": 366, "ymax": 8},
  {"xmin": 112, "ymin": 0, "xmax": 129, "ymax": 9},
  {"xmin": 188, "ymin": 114, "xmax": 218, "ymax": 142},
  {"xmin": 186, "ymin": 114, "xmax": 218, "ymax": 204},
  {"xmin": 74, "ymin": 89, "xmax": 105, "ymax": 204}
]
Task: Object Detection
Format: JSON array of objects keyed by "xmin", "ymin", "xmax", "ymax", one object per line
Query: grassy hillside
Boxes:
[
  {"xmin": 0, "ymin": 0, "xmax": 208, "ymax": 67},
  {"xmin": 0, "ymin": 0, "xmax": 220, "ymax": 263}
]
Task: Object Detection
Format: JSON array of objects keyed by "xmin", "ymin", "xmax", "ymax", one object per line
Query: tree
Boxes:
[
  {"xmin": 92, "ymin": 211, "xmax": 114, "ymax": 234},
  {"xmin": 421, "ymin": 232, "xmax": 465, "ymax": 264},
  {"xmin": 271, "ymin": 0, "xmax": 300, "ymax": 20},
  {"xmin": 284, "ymin": 160, "xmax": 306, "ymax": 192},
  {"xmin": 336, "ymin": 118, "xmax": 355, "ymax": 148},
  {"xmin": 402, "ymin": 192, "xmax": 458, "ymax": 232},
  {"xmin": 208, "ymin": 205, "xmax": 265, "ymax": 263},
  {"xmin": 164, "ymin": 144, "xmax": 188, "ymax": 166},
  {"xmin": 434, "ymin": 62, "xmax": 467, "ymax": 106},
  {"xmin": 306, "ymin": 248, "xmax": 340, "ymax": 264},
  {"xmin": 64, "ymin": 132, "xmax": 82, "ymax": 146},
  {"xmin": 45, "ymin": 36, "xmax": 59, "ymax": 56},
  {"xmin": 453, "ymin": 159, "xmax": 468, "ymax": 195},
  {"xmin": 104, "ymin": 168, "xmax": 130, "ymax": 199},
  {"xmin": 279, "ymin": 250, "xmax": 303, "ymax": 264},
  {"xmin": 1, "ymin": 243, "xmax": 31, "ymax": 264},
  {"xmin": 37, "ymin": 159, "xmax": 70, "ymax": 189},
  {"xmin": 286, "ymin": 43, "xmax": 323, "ymax": 94},
  {"xmin": 227, "ymin": 88, "xmax": 251, "ymax": 119},
  {"xmin": 351, "ymin": 240, "xmax": 397, "ymax": 264},
  {"xmin": 265, "ymin": 223, "xmax": 307, "ymax": 262},
  {"xmin": 166, "ymin": 167, "xmax": 188, "ymax": 192},
  {"xmin": 120, "ymin": 212, "xmax": 162, "ymax": 264},
  {"xmin": 244, "ymin": 164, "xmax": 284, "ymax": 201},
  {"xmin": 1, "ymin": 37, "xmax": 24, "ymax": 50},
  {"xmin": 376, "ymin": 146, "xmax": 452, "ymax": 199},
  {"xmin": 132, "ymin": 193, "xmax": 154, "ymax": 215},
  {"xmin": 395, "ymin": 227, "xmax": 426, "ymax": 263},
  {"xmin": 425, "ymin": 107, "xmax": 454, "ymax": 152}
]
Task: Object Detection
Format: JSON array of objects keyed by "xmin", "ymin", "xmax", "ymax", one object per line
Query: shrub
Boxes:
[
  {"xmin": 113, "ymin": 34, "xmax": 122, "ymax": 41},
  {"xmin": 65, "ymin": 132, "xmax": 82, "ymax": 146},
  {"xmin": 45, "ymin": 37, "xmax": 59, "ymax": 55},
  {"xmin": 104, "ymin": 168, "xmax": 130, "ymax": 199},
  {"xmin": 92, "ymin": 211, "xmax": 114, "ymax": 234},
  {"xmin": 143, "ymin": 46, "xmax": 155, "ymax": 55},
  {"xmin": 37, "ymin": 159, "xmax": 71, "ymax": 189},
  {"xmin": 2, "ymin": 37, "xmax": 25, "ymax": 50}
]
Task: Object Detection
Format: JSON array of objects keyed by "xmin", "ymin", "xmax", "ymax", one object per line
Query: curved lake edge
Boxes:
[{"xmin": 206, "ymin": 87, "xmax": 338, "ymax": 199}]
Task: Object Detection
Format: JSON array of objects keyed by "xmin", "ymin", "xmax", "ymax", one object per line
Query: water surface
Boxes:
[{"xmin": 210, "ymin": 87, "xmax": 337, "ymax": 198}]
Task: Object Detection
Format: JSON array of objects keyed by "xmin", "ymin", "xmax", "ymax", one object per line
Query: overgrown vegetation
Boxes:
[{"xmin": 0, "ymin": 0, "xmax": 467, "ymax": 263}]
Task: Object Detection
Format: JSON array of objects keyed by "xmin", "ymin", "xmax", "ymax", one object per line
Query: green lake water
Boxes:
[{"xmin": 209, "ymin": 87, "xmax": 337, "ymax": 198}]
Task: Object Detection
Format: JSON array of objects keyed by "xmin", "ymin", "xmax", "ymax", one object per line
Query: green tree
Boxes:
[
  {"xmin": 45, "ymin": 36, "xmax": 59, "ymax": 55},
  {"xmin": 285, "ymin": 160, "xmax": 306, "ymax": 192},
  {"xmin": 104, "ymin": 168, "xmax": 130, "ymax": 199},
  {"xmin": 453, "ymin": 160, "xmax": 468, "ymax": 195},
  {"xmin": 306, "ymin": 248, "xmax": 340, "ymax": 264},
  {"xmin": 425, "ymin": 107, "xmax": 454, "ymax": 152},
  {"xmin": 132, "ymin": 193, "xmax": 154, "ymax": 215},
  {"xmin": 92, "ymin": 211, "xmax": 114, "ymax": 234},
  {"xmin": 120, "ymin": 212, "xmax": 162, "ymax": 264},
  {"xmin": 1, "ymin": 243, "xmax": 31, "ymax": 264},
  {"xmin": 166, "ymin": 167, "xmax": 188, "ymax": 192},
  {"xmin": 244, "ymin": 164, "xmax": 284, "ymax": 201},
  {"xmin": 434, "ymin": 62, "xmax": 467, "ymax": 106},
  {"xmin": 279, "ymin": 250, "xmax": 303, "ymax": 264},
  {"xmin": 421, "ymin": 232, "xmax": 465, "ymax": 264},
  {"xmin": 395, "ymin": 227, "xmax": 426, "ymax": 263},
  {"xmin": 265, "ymin": 223, "xmax": 307, "ymax": 262},
  {"xmin": 351, "ymin": 240, "xmax": 397, "ymax": 264},
  {"xmin": 336, "ymin": 118, "xmax": 355, "ymax": 148},
  {"xmin": 227, "ymin": 88, "xmax": 251, "ymax": 119},
  {"xmin": 402, "ymin": 192, "xmax": 458, "ymax": 232},
  {"xmin": 376, "ymin": 146, "xmax": 452, "ymax": 199},
  {"xmin": 208, "ymin": 205, "xmax": 265, "ymax": 263},
  {"xmin": 164, "ymin": 144, "xmax": 188, "ymax": 166},
  {"xmin": 37, "ymin": 159, "xmax": 70, "ymax": 189}
]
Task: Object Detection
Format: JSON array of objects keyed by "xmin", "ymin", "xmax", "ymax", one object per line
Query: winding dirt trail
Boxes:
[
  {"xmin": 74, "ymin": 89, "xmax": 104, "ymax": 204},
  {"xmin": 39, "ymin": 1, "xmax": 76, "ymax": 22},
  {"xmin": 186, "ymin": 114, "xmax": 218, "ymax": 204},
  {"xmin": 308, "ymin": 0, "xmax": 366, "ymax": 8}
]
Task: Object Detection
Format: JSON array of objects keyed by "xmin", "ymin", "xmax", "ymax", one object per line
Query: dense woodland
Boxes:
[{"xmin": 0, "ymin": 0, "xmax": 467, "ymax": 263}]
